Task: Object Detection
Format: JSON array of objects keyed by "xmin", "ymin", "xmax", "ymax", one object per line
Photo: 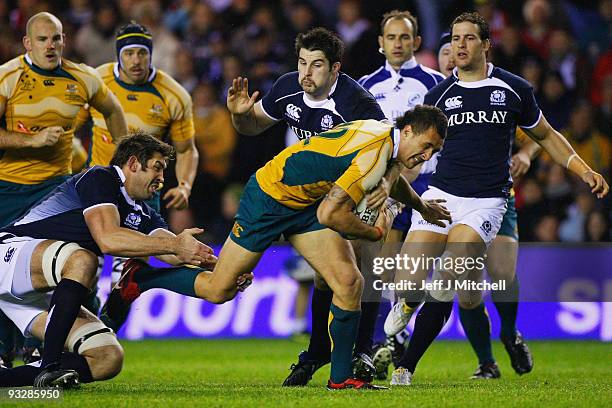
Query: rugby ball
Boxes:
[{"xmin": 354, "ymin": 198, "xmax": 380, "ymax": 226}]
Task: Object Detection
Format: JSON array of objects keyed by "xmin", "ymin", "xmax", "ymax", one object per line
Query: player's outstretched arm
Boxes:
[
  {"xmin": 84, "ymin": 205, "xmax": 211, "ymax": 265},
  {"xmin": 226, "ymin": 76, "xmax": 276, "ymax": 135},
  {"xmin": 149, "ymin": 228, "xmax": 217, "ymax": 268},
  {"xmin": 524, "ymin": 115, "xmax": 609, "ymax": 199},
  {"xmin": 317, "ymin": 184, "xmax": 386, "ymax": 241},
  {"xmin": 390, "ymin": 174, "xmax": 452, "ymax": 227},
  {"xmin": 92, "ymin": 91, "xmax": 128, "ymax": 143}
]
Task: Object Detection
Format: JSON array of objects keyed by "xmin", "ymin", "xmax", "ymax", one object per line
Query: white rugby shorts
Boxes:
[{"xmin": 409, "ymin": 186, "xmax": 507, "ymax": 245}]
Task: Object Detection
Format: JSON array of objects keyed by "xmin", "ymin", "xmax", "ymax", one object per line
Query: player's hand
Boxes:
[
  {"xmin": 417, "ymin": 199, "xmax": 452, "ymax": 227},
  {"xmin": 29, "ymin": 126, "xmax": 63, "ymax": 148},
  {"xmin": 373, "ymin": 204, "xmax": 394, "ymax": 242},
  {"xmin": 226, "ymin": 76, "xmax": 260, "ymax": 115},
  {"xmin": 236, "ymin": 273, "xmax": 253, "ymax": 292},
  {"xmin": 163, "ymin": 186, "xmax": 190, "ymax": 210},
  {"xmin": 581, "ymin": 170, "xmax": 609, "ymax": 199},
  {"xmin": 510, "ymin": 151, "xmax": 531, "ymax": 179},
  {"xmin": 367, "ymin": 177, "xmax": 391, "ymax": 209},
  {"xmin": 174, "ymin": 228, "xmax": 211, "ymax": 265}
]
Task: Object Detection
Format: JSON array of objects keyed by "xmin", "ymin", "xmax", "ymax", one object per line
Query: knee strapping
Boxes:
[
  {"xmin": 42, "ymin": 241, "xmax": 83, "ymax": 288},
  {"xmin": 67, "ymin": 322, "xmax": 120, "ymax": 354}
]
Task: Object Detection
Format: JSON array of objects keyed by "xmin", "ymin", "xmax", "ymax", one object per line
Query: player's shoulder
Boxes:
[
  {"xmin": 490, "ymin": 66, "xmax": 533, "ymax": 91},
  {"xmin": 95, "ymin": 62, "xmax": 115, "ymax": 78},
  {"xmin": 357, "ymin": 66, "xmax": 391, "ymax": 89},
  {"xmin": 0, "ymin": 55, "xmax": 24, "ymax": 76},
  {"xmin": 152, "ymin": 68, "xmax": 192, "ymax": 104},
  {"xmin": 336, "ymin": 72, "xmax": 375, "ymax": 98},
  {"xmin": 76, "ymin": 165, "xmax": 121, "ymax": 187},
  {"xmin": 62, "ymin": 58, "xmax": 101, "ymax": 80},
  {"xmin": 270, "ymin": 71, "xmax": 302, "ymax": 94}
]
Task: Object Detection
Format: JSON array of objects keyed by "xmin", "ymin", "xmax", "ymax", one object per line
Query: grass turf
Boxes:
[{"xmin": 8, "ymin": 339, "xmax": 611, "ymax": 407}]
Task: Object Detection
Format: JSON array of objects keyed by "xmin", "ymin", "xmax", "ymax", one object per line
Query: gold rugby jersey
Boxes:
[
  {"xmin": 256, "ymin": 119, "xmax": 395, "ymax": 209},
  {"xmin": 0, "ymin": 54, "xmax": 108, "ymax": 184},
  {"xmin": 84, "ymin": 63, "xmax": 194, "ymax": 166}
]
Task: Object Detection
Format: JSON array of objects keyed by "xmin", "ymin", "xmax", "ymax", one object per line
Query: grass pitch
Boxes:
[{"xmin": 12, "ymin": 339, "xmax": 611, "ymax": 407}]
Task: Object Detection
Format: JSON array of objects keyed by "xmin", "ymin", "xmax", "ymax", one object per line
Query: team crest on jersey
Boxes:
[
  {"xmin": 444, "ymin": 96, "xmax": 462, "ymax": 110},
  {"xmin": 125, "ymin": 213, "xmax": 142, "ymax": 229},
  {"xmin": 150, "ymin": 104, "xmax": 163, "ymax": 114},
  {"xmin": 3, "ymin": 247, "xmax": 16, "ymax": 263},
  {"xmin": 490, "ymin": 90, "xmax": 506, "ymax": 105},
  {"xmin": 480, "ymin": 220, "xmax": 492, "ymax": 235},
  {"xmin": 20, "ymin": 79, "xmax": 34, "ymax": 91},
  {"xmin": 285, "ymin": 104, "xmax": 302, "ymax": 122},
  {"xmin": 65, "ymin": 84, "xmax": 78, "ymax": 93},
  {"xmin": 320, "ymin": 114, "xmax": 334, "ymax": 130}
]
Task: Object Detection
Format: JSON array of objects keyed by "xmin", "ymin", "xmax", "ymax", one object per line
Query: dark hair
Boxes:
[
  {"xmin": 395, "ymin": 105, "xmax": 448, "ymax": 140},
  {"xmin": 295, "ymin": 27, "xmax": 344, "ymax": 66},
  {"xmin": 451, "ymin": 12, "xmax": 490, "ymax": 41},
  {"xmin": 110, "ymin": 131, "xmax": 175, "ymax": 168},
  {"xmin": 380, "ymin": 10, "xmax": 419, "ymax": 38}
]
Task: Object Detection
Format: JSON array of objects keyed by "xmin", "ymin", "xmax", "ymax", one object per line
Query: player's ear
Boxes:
[
  {"xmin": 482, "ymin": 38, "xmax": 491, "ymax": 53},
  {"xmin": 378, "ymin": 35, "xmax": 384, "ymax": 50},
  {"xmin": 126, "ymin": 155, "xmax": 140, "ymax": 172},
  {"xmin": 414, "ymin": 35, "xmax": 422, "ymax": 52},
  {"xmin": 23, "ymin": 35, "xmax": 31, "ymax": 52}
]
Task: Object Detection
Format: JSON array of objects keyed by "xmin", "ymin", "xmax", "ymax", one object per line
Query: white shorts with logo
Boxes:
[
  {"xmin": 0, "ymin": 234, "xmax": 49, "ymax": 336},
  {"xmin": 409, "ymin": 186, "xmax": 507, "ymax": 246}
]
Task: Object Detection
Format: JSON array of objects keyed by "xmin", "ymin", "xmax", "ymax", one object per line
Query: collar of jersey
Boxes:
[
  {"xmin": 392, "ymin": 128, "xmax": 400, "ymax": 159},
  {"xmin": 112, "ymin": 165, "xmax": 148, "ymax": 216},
  {"xmin": 23, "ymin": 54, "xmax": 76, "ymax": 81},
  {"xmin": 302, "ymin": 73, "xmax": 339, "ymax": 107},
  {"xmin": 386, "ymin": 57, "xmax": 418, "ymax": 79},
  {"xmin": 112, "ymin": 63, "xmax": 161, "ymax": 98},
  {"xmin": 452, "ymin": 63, "xmax": 494, "ymax": 86}
]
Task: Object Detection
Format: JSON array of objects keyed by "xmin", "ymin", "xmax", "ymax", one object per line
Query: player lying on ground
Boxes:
[
  {"xmin": 0, "ymin": 133, "xmax": 247, "ymax": 388},
  {"xmin": 102, "ymin": 106, "xmax": 452, "ymax": 390}
]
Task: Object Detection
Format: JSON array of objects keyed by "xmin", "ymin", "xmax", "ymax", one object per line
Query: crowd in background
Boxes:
[{"xmin": 0, "ymin": 0, "xmax": 609, "ymax": 242}]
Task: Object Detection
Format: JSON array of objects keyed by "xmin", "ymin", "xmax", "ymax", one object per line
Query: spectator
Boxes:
[
  {"xmin": 517, "ymin": 178, "xmax": 549, "ymax": 241},
  {"xmin": 534, "ymin": 215, "xmax": 560, "ymax": 242},
  {"xmin": 132, "ymin": 0, "xmax": 180, "ymax": 77},
  {"xmin": 559, "ymin": 190, "xmax": 595, "ymax": 241},
  {"xmin": 492, "ymin": 25, "xmax": 536, "ymax": 75},
  {"xmin": 74, "ymin": 3, "xmax": 118, "ymax": 67},
  {"xmin": 521, "ymin": 0, "xmax": 553, "ymax": 59},
  {"xmin": 561, "ymin": 101, "xmax": 611, "ymax": 176},
  {"xmin": 537, "ymin": 70, "xmax": 574, "ymax": 132},
  {"xmin": 174, "ymin": 48, "xmax": 198, "ymax": 94},
  {"xmin": 184, "ymin": 2, "xmax": 219, "ymax": 78},
  {"xmin": 163, "ymin": 0, "xmax": 196, "ymax": 39},
  {"xmin": 584, "ymin": 210, "xmax": 611, "ymax": 242},
  {"xmin": 594, "ymin": 74, "xmax": 612, "ymax": 138}
]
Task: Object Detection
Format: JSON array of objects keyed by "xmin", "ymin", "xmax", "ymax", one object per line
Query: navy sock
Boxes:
[
  {"xmin": 136, "ymin": 265, "xmax": 200, "ymax": 297},
  {"xmin": 354, "ymin": 300, "xmax": 381, "ymax": 356},
  {"xmin": 60, "ymin": 352, "xmax": 93, "ymax": 383},
  {"xmin": 0, "ymin": 352, "xmax": 93, "ymax": 386},
  {"xmin": 459, "ymin": 303, "xmax": 495, "ymax": 364},
  {"xmin": 328, "ymin": 303, "xmax": 360, "ymax": 383},
  {"xmin": 42, "ymin": 279, "xmax": 88, "ymax": 368},
  {"xmin": 492, "ymin": 277, "xmax": 520, "ymax": 339},
  {"xmin": 398, "ymin": 295, "xmax": 453, "ymax": 373},
  {"xmin": 306, "ymin": 287, "xmax": 333, "ymax": 362}
]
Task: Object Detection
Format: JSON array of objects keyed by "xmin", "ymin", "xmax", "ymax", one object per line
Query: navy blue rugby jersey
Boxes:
[
  {"xmin": 2, "ymin": 166, "xmax": 167, "ymax": 255},
  {"xmin": 260, "ymin": 71, "xmax": 386, "ymax": 140},
  {"xmin": 425, "ymin": 64, "xmax": 541, "ymax": 198}
]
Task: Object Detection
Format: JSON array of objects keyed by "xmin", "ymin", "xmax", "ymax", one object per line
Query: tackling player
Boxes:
[
  {"xmin": 0, "ymin": 133, "xmax": 215, "ymax": 388},
  {"xmin": 0, "ymin": 12, "xmax": 127, "ymax": 367}
]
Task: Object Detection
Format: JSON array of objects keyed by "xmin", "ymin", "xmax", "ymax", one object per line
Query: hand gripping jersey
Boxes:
[
  {"xmin": 1, "ymin": 166, "xmax": 167, "ymax": 255},
  {"xmin": 84, "ymin": 63, "xmax": 194, "ymax": 166},
  {"xmin": 425, "ymin": 64, "xmax": 541, "ymax": 198},
  {"xmin": 260, "ymin": 72, "xmax": 385, "ymax": 141},
  {"xmin": 358, "ymin": 57, "xmax": 445, "ymax": 122},
  {"xmin": 0, "ymin": 55, "xmax": 109, "ymax": 184},
  {"xmin": 255, "ymin": 119, "xmax": 397, "ymax": 209}
]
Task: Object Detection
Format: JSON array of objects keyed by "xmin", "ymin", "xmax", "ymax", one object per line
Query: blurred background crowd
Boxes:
[{"xmin": 0, "ymin": 0, "xmax": 610, "ymax": 243}]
